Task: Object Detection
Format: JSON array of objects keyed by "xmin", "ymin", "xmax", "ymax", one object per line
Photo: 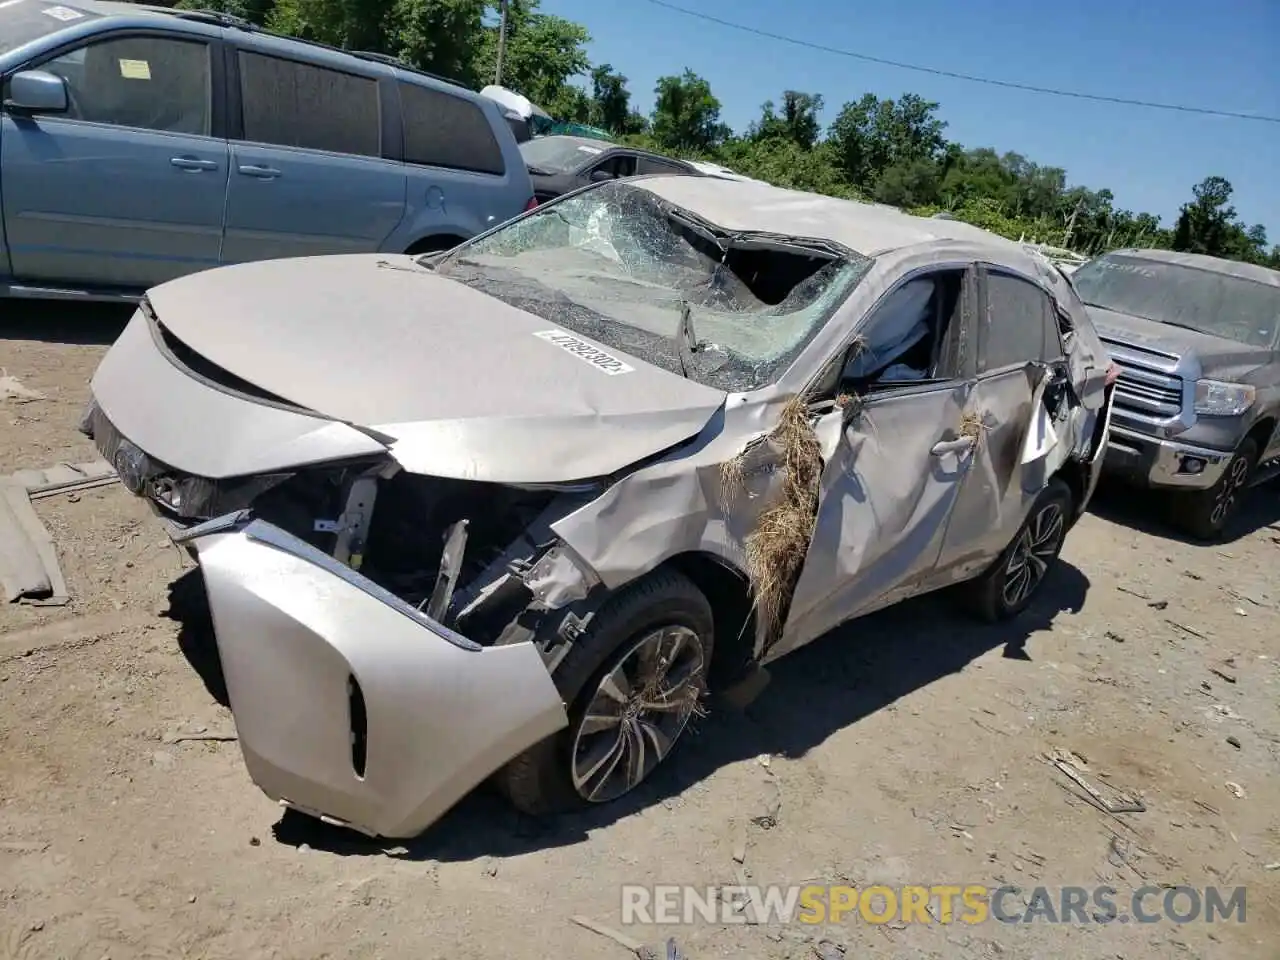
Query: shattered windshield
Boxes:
[
  {"xmin": 0, "ymin": 0, "xmax": 96, "ymax": 57},
  {"xmin": 518, "ymin": 136, "xmax": 614, "ymax": 175},
  {"xmin": 1071, "ymin": 254, "xmax": 1280, "ymax": 349},
  {"xmin": 432, "ymin": 181, "xmax": 871, "ymax": 391}
]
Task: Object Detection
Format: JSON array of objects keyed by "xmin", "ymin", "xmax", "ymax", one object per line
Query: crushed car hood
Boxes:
[{"xmin": 145, "ymin": 254, "xmax": 727, "ymax": 484}]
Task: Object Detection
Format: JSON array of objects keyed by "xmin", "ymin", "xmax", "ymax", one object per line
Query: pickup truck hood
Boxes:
[
  {"xmin": 143, "ymin": 254, "xmax": 726, "ymax": 484},
  {"xmin": 1086, "ymin": 306, "xmax": 1272, "ymax": 380}
]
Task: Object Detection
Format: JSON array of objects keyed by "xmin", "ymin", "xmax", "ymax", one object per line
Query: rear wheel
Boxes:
[
  {"xmin": 962, "ymin": 477, "xmax": 1073, "ymax": 623},
  {"xmin": 1171, "ymin": 438, "xmax": 1257, "ymax": 542},
  {"xmin": 493, "ymin": 569, "xmax": 714, "ymax": 816}
]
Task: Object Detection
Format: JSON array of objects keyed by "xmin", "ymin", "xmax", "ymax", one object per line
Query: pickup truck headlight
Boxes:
[{"xmin": 1194, "ymin": 379, "xmax": 1256, "ymax": 417}]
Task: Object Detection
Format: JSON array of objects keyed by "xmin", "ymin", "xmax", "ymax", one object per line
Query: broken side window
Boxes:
[{"xmin": 841, "ymin": 268, "xmax": 967, "ymax": 391}]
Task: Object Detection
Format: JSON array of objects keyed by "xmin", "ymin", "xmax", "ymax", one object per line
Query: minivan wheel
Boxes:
[
  {"xmin": 1172, "ymin": 438, "xmax": 1257, "ymax": 542},
  {"xmin": 962, "ymin": 478, "xmax": 1073, "ymax": 623},
  {"xmin": 494, "ymin": 568, "xmax": 714, "ymax": 816}
]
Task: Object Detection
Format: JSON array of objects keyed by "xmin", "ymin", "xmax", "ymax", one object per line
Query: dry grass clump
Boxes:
[
  {"xmin": 722, "ymin": 396, "xmax": 823, "ymax": 645},
  {"xmin": 960, "ymin": 410, "xmax": 988, "ymax": 448}
]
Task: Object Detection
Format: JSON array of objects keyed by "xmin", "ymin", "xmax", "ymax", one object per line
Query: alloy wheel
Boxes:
[
  {"xmin": 1002, "ymin": 502, "xmax": 1066, "ymax": 609},
  {"xmin": 570, "ymin": 625, "xmax": 707, "ymax": 803},
  {"xmin": 1209, "ymin": 454, "xmax": 1251, "ymax": 528}
]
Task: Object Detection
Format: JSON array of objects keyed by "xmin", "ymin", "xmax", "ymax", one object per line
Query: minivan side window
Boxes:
[
  {"xmin": 399, "ymin": 82, "xmax": 505, "ymax": 175},
  {"xmin": 33, "ymin": 35, "xmax": 211, "ymax": 136},
  {"xmin": 238, "ymin": 51, "xmax": 380, "ymax": 157}
]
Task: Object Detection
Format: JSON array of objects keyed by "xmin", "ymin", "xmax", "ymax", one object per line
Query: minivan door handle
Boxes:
[
  {"xmin": 931, "ymin": 436, "xmax": 976, "ymax": 457},
  {"xmin": 170, "ymin": 156, "xmax": 219, "ymax": 172},
  {"xmin": 237, "ymin": 164, "xmax": 281, "ymax": 179}
]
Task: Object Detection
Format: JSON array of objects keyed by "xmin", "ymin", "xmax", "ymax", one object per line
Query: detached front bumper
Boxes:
[
  {"xmin": 1102, "ymin": 426, "xmax": 1231, "ymax": 490},
  {"xmin": 179, "ymin": 514, "xmax": 568, "ymax": 839}
]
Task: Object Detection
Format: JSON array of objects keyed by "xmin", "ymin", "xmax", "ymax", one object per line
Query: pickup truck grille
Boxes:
[{"xmin": 1100, "ymin": 338, "xmax": 1184, "ymax": 420}]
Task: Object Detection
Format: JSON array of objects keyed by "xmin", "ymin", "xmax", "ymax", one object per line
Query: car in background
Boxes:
[
  {"xmin": 1075, "ymin": 249, "xmax": 1280, "ymax": 539},
  {"xmin": 519, "ymin": 134, "xmax": 702, "ymax": 203},
  {"xmin": 0, "ymin": 2, "xmax": 534, "ymax": 302}
]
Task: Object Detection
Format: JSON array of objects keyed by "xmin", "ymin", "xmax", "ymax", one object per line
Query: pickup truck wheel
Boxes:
[
  {"xmin": 961, "ymin": 478, "xmax": 1073, "ymax": 623},
  {"xmin": 493, "ymin": 569, "xmax": 714, "ymax": 816},
  {"xmin": 1173, "ymin": 438, "xmax": 1257, "ymax": 542}
]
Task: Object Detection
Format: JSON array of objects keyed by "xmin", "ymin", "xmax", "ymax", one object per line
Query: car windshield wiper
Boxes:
[{"xmin": 525, "ymin": 164, "xmax": 554, "ymax": 176}]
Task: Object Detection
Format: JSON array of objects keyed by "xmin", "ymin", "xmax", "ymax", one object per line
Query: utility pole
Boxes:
[{"xmin": 494, "ymin": 0, "xmax": 509, "ymax": 87}]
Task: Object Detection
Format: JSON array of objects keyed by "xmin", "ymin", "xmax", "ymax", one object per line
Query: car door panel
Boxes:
[
  {"xmin": 0, "ymin": 33, "xmax": 226, "ymax": 289},
  {"xmin": 772, "ymin": 380, "xmax": 976, "ymax": 658},
  {"xmin": 219, "ymin": 49, "xmax": 406, "ymax": 264},
  {"xmin": 933, "ymin": 265, "xmax": 1074, "ymax": 579},
  {"xmin": 222, "ymin": 144, "xmax": 406, "ymax": 262},
  {"xmin": 932, "ymin": 365, "xmax": 1039, "ymax": 579}
]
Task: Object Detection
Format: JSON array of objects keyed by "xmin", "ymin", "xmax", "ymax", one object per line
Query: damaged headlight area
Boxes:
[
  {"xmin": 84, "ymin": 398, "xmax": 602, "ymax": 655},
  {"xmin": 83, "ymin": 398, "xmax": 298, "ymax": 519}
]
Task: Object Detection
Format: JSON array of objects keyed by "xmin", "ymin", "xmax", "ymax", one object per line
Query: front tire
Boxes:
[
  {"xmin": 494, "ymin": 568, "xmax": 714, "ymax": 816},
  {"xmin": 962, "ymin": 477, "xmax": 1073, "ymax": 623},
  {"xmin": 1171, "ymin": 438, "xmax": 1257, "ymax": 542}
]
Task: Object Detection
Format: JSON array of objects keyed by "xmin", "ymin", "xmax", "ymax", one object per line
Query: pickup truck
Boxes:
[{"xmin": 1071, "ymin": 249, "xmax": 1280, "ymax": 539}]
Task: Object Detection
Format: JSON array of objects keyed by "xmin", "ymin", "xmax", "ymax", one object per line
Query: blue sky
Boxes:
[{"xmin": 541, "ymin": 0, "xmax": 1280, "ymax": 240}]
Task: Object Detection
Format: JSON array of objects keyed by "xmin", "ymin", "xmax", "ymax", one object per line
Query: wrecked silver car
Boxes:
[{"xmin": 82, "ymin": 176, "xmax": 1116, "ymax": 839}]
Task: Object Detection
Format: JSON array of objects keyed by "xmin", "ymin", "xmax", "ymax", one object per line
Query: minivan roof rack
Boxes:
[
  {"xmin": 164, "ymin": 8, "xmax": 256, "ymax": 30},
  {"xmin": 348, "ymin": 50, "xmax": 470, "ymax": 89}
]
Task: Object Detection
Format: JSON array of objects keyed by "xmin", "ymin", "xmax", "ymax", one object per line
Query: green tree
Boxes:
[
  {"xmin": 828, "ymin": 92, "xmax": 946, "ymax": 190},
  {"xmin": 749, "ymin": 91, "xmax": 824, "ymax": 150},
  {"xmin": 472, "ymin": 0, "xmax": 590, "ymax": 108},
  {"xmin": 392, "ymin": 0, "xmax": 486, "ymax": 85},
  {"xmin": 650, "ymin": 70, "xmax": 731, "ymax": 154},
  {"xmin": 588, "ymin": 63, "xmax": 644, "ymax": 134},
  {"xmin": 1172, "ymin": 176, "xmax": 1238, "ymax": 257}
]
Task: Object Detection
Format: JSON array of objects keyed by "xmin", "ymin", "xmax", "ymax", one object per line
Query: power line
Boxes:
[{"xmin": 641, "ymin": 0, "xmax": 1280, "ymax": 125}]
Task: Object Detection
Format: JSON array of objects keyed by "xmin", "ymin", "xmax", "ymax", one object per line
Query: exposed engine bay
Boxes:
[{"xmin": 81, "ymin": 398, "xmax": 599, "ymax": 658}]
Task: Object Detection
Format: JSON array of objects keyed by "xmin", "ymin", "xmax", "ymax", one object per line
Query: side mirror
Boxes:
[
  {"xmin": 589, "ymin": 168, "xmax": 616, "ymax": 183},
  {"xmin": 3, "ymin": 70, "xmax": 69, "ymax": 114}
]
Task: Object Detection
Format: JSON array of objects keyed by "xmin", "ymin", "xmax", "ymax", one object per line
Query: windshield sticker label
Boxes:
[
  {"xmin": 533, "ymin": 330, "xmax": 635, "ymax": 375},
  {"xmin": 118, "ymin": 58, "xmax": 151, "ymax": 80},
  {"xmin": 42, "ymin": 4, "xmax": 84, "ymax": 19},
  {"xmin": 576, "ymin": 145, "xmax": 603, "ymax": 155}
]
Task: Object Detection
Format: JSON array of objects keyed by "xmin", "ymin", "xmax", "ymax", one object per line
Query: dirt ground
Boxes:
[{"xmin": 2, "ymin": 302, "xmax": 1278, "ymax": 960}]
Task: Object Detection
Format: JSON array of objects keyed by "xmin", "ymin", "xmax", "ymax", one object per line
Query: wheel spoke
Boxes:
[
  {"xmin": 637, "ymin": 716, "xmax": 674, "ymax": 760},
  {"xmin": 598, "ymin": 670, "xmax": 631, "ymax": 704},
  {"xmin": 623, "ymin": 719, "xmax": 648, "ymax": 787},
  {"xmin": 574, "ymin": 730, "xmax": 627, "ymax": 799},
  {"xmin": 579, "ymin": 707, "xmax": 623, "ymax": 736},
  {"xmin": 571, "ymin": 623, "xmax": 708, "ymax": 804}
]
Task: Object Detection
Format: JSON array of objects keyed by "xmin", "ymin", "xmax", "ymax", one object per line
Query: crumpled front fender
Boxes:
[{"xmin": 184, "ymin": 515, "xmax": 568, "ymax": 838}]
